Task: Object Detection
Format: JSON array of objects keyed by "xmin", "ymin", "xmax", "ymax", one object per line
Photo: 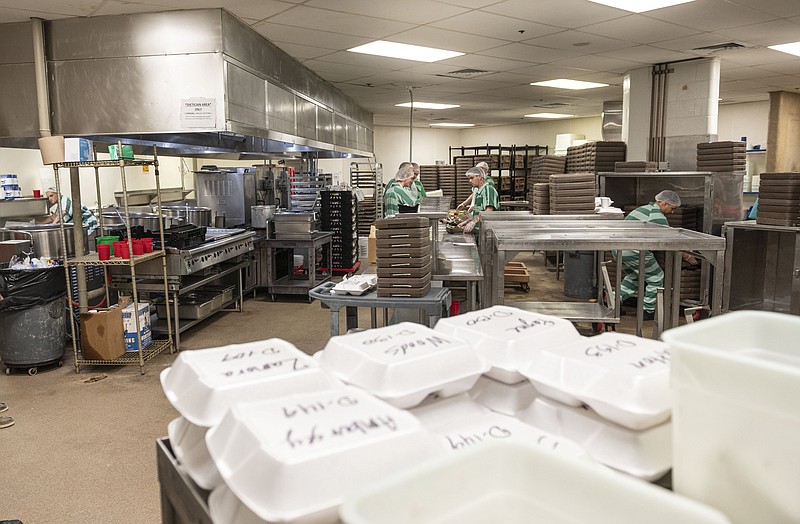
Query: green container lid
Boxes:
[{"xmin": 95, "ymin": 235, "xmax": 119, "ymax": 256}]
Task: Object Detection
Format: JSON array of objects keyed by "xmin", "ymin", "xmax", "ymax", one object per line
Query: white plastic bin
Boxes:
[
  {"xmin": 340, "ymin": 441, "xmax": 730, "ymax": 524},
  {"xmin": 662, "ymin": 311, "xmax": 800, "ymax": 524}
]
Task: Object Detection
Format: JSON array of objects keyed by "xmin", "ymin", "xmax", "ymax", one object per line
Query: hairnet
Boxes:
[
  {"xmin": 398, "ymin": 161, "xmax": 412, "ymax": 170},
  {"xmin": 475, "ymin": 161, "xmax": 489, "ymax": 173},
  {"xmin": 655, "ymin": 190, "xmax": 681, "ymax": 207},
  {"xmin": 466, "ymin": 167, "xmax": 483, "ymax": 178},
  {"xmin": 46, "ymin": 186, "xmax": 57, "ymax": 193},
  {"xmin": 395, "ymin": 165, "xmax": 414, "ymax": 181}
]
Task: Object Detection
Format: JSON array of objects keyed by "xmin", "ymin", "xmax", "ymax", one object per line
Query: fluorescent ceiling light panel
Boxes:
[
  {"xmin": 525, "ymin": 113, "xmax": 574, "ymax": 119},
  {"xmin": 769, "ymin": 42, "xmax": 800, "ymax": 57},
  {"xmin": 430, "ymin": 123, "xmax": 475, "ymax": 127},
  {"xmin": 348, "ymin": 40, "xmax": 464, "ymax": 62},
  {"xmin": 586, "ymin": 0, "xmax": 694, "ymax": 13},
  {"xmin": 531, "ymin": 79, "xmax": 609, "ymax": 90},
  {"xmin": 396, "ymin": 102, "xmax": 460, "ymax": 109}
]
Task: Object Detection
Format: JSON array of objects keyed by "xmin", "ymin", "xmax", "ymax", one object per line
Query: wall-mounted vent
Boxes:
[
  {"xmin": 692, "ymin": 42, "xmax": 746, "ymax": 52},
  {"xmin": 436, "ymin": 68, "xmax": 491, "ymax": 79}
]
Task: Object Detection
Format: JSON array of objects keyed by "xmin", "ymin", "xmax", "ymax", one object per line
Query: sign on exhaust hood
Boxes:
[{"xmin": 181, "ymin": 98, "xmax": 217, "ymax": 129}]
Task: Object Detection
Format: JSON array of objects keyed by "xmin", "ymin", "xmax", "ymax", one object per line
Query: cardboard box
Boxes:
[
  {"xmin": 80, "ymin": 307, "xmax": 126, "ymax": 361},
  {"xmin": 368, "ymin": 225, "xmax": 377, "ymax": 264},
  {"xmin": 64, "ymin": 138, "xmax": 93, "ymax": 162},
  {"xmin": 123, "ymin": 301, "xmax": 152, "ymax": 352}
]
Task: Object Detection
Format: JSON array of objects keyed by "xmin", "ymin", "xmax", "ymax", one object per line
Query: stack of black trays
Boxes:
[
  {"xmin": 374, "ymin": 216, "xmax": 432, "ymax": 298},
  {"xmin": 155, "ymin": 225, "xmax": 207, "ymax": 250},
  {"xmin": 756, "ymin": 172, "xmax": 800, "ymax": 227},
  {"xmin": 321, "ymin": 191, "xmax": 359, "ymax": 270},
  {"xmin": 696, "ymin": 141, "xmax": 746, "ymax": 172}
]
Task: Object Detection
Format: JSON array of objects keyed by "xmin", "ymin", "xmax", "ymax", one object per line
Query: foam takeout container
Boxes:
[
  {"xmin": 434, "ymin": 305, "xmax": 583, "ymax": 384},
  {"xmin": 339, "ymin": 441, "xmax": 731, "ymax": 524},
  {"xmin": 519, "ymin": 397, "xmax": 671, "ymax": 481},
  {"xmin": 160, "ymin": 338, "xmax": 342, "ymax": 427},
  {"xmin": 167, "ymin": 416, "xmax": 224, "ymax": 491},
  {"xmin": 520, "ymin": 332, "xmax": 671, "ymax": 430},
  {"xmin": 206, "ymin": 386, "xmax": 444, "ymax": 524},
  {"xmin": 318, "ymin": 322, "xmax": 488, "ymax": 408},
  {"xmin": 468, "ymin": 375, "xmax": 538, "ymax": 416}
]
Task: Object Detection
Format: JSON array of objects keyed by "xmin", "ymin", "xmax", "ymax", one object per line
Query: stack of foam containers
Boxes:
[
  {"xmin": 518, "ymin": 331, "xmax": 673, "ymax": 481},
  {"xmin": 160, "ymin": 339, "xmax": 345, "ymax": 506}
]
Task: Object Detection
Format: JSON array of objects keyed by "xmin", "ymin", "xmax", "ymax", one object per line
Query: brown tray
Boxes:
[
  {"xmin": 376, "ymin": 255, "xmax": 431, "ymax": 268},
  {"xmin": 375, "ymin": 227, "xmax": 430, "ymax": 239},
  {"xmin": 377, "ymin": 281, "xmax": 432, "ymax": 298},
  {"xmin": 376, "ymin": 236, "xmax": 431, "ymax": 249},
  {"xmin": 377, "ymin": 274, "xmax": 432, "ymax": 287},
  {"xmin": 697, "ymin": 141, "xmax": 747, "ymax": 149},
  {"xmin": 374, "ymin": 216, "xmax": 430, "ymax": 229},
  {"xmin": 376, "ymin": 260, "xmax": 432, "ymax": 278},
  {"xmin": 375, "ymin": 245, "xmax": 432, "ymax": 258}
]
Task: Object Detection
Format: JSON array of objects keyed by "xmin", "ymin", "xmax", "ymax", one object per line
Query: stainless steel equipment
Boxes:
[
  {"xmin": 0, "ymin": 223, "xmax": 88, "ymax": 257},
  {"xmin": 251, "ymin": 205, "xmax": 275, "ymax": 228},
  {"xmin": 134, "ymin": 228, "xmax": 255, "ymax": 276},
  {"xmin": 274, "ymin": 212, "xmax": 316, "ymax": 239},
  {"xmin": 158, "ymin": 205, "xmax": 212, "ymax": 227},
  {"xmin": 194, "ymin": 166, "xmax": 257, "ymax": 227},
  {"xmin": 101, "ymin": 211, "xmax": 185, "ymax": 232},
  {"xmin": 0, "ymin": 198, "xmax": 49, "ymax": 220}
]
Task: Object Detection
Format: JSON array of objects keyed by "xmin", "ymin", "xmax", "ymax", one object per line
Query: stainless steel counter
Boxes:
[
  {"xmin": 436, "ymin": 231, "xmax": 482, "ymax": 311},
  {"xmin": 481, "ymin": 219, "xmax": 726, "ymax": 337}
]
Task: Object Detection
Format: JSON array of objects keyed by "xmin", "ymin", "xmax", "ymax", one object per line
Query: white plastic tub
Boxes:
[
  {"xmin": 433, "ymin": 305, "xmax": 583, "ymax": 384},
  {"xmin": 318, "ymin": 322, "xmax": 488, "ymax": 408},
  {"xmin": 520, "ymin": 332, "xmax": 671, "ymax": 430},
  {"xmin": 167, "ymin": 416, "xmax": 224, "ymax": 490},
  {"xmin": 340, "ymin": 441, "xmax": 731, "ymax": 524},
  {"xmin": 468, "ymin": 375, "xmax": 538, "ymax": 415},
  {"xmin": 518, "ymin": 397, "xmax": 671, "ymax": 481},
  {"xmin": 160, "ymin": 339, "xmax": 342, "ymax": 427},
  {"xmin": 662, "ymin": 311, "xmax": 800, "ymax": 524},
  {"xmin": 206, "ymin": 386, "xmax": 444, "ymax": 524}
]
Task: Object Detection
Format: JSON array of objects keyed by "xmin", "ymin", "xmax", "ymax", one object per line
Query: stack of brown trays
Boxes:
[
  {"xmin": 680, "ymin": 265, "xmax": 702, "ymax": 302},
  {"xmin": 566, "ymin": 141, "xmax": 627, "ymax": 173},
  {"xmin": 756, "ymin": 172, "xmax": 800, "ymax": 227},
  {"xmin": 437, "ymin": 164, "xmax": 458, "ymax": 205},
  {"xmin": 615, "ymin": 161, "xmax": 658, "ymax": 173},
  {"xmin": 696, "ymin": 141, "xmax": 746, "ymax": 172},
  {"xmin": 549, "ymin": 173, "xmax": 596, "ymax": 215},
  {"xmin": 419, "ymin": 164, "xmax": 439, "ymax": 191},
  {"xmin": 527, "ymin": 155, "xmax": 566, "ymax": 205},
  {"xmin": 667, "ymin": 206, "xmax": 699, "ymax": 231},
  {"xmin": 374, "ymin": 216, "xmax": 432, "ymax": 298},
  {"xmin": 532, "ymin": 183, "xmax": 551, "ymax": 215}
]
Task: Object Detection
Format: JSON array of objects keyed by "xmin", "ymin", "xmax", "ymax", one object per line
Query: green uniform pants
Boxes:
[{"xmin": 618, "ymin": 249, "xmax": 663, "ymax": 313}]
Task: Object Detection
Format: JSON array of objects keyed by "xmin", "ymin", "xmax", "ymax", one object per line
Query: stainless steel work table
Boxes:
[
  {"xmin": 481, "ymin": 220, "xmax": 726, "ymax": 337},
  {"xmin": 436, "ymin": 230, "xmax": 482, "ymax": 311},
  {"xmin": 309, "ymin": 281, "xmax": 452, "ymax": 337},
  {"xmin": 264, "ymin": 232, "xmax": 333, "ymax": 300},
  {"xmin": 722, "ymin": 220, "xmax": 800, "ymax": 315}
]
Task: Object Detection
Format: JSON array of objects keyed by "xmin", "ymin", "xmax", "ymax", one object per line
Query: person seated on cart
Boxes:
[
  {"xmin": 617, "ymin": 190, "xmax": 698, "ymax": 320},
  {"xmin": 384, "ymin": 165, "xmax": 418, "ymax": 216}
]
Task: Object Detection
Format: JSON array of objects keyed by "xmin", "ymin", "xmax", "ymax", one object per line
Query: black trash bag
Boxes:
[{"xmin": 0, "ymin": 266, "xmax": 66, "ymax": 312}]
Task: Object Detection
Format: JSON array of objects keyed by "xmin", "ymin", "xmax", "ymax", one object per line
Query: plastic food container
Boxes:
[
  {"xmin": 339, "ymin": 441, "xmax": 731, "ymax": 524},
  {"xmin": 167, "ymin": 416, "xmax": 224, "ymax": 490},
  {"xmin": 332, "ymin": 274, "xmax": 378, "ymax": 295},
  {"xmin": 468, "ymin": 375, "xmax": 538, "ymax": 416},
  {"xmin": 434, "ymin": 305, "xmax": 583, "ymax": 384},
  {"xmin": 520, "ymin": 332, "xmax": 671, "ymax": 430},
  {"xmin": 519, "ymin": 397, "xmax": 671, "ymax": 481},
  {"xmin": 662, "ymin": 311, "xmax": 800, "ymax": 524},
  {"xmin": 318, "ymin": 322, "xmax": 488, "ymax": 408},
  {"xmin": 409, "ymin": 393, "xmax": 491, "ymax": 427},
  {"xmin": 205, "ymin": 386, "xmax": 445, "ymax": 524},
  {"xmin": 209, "ymin": 484, "xmax": 268, "ymax": 524},
  {"xmin": 160, "ymin": 338, "xmax": 342, "ymax": 427}
]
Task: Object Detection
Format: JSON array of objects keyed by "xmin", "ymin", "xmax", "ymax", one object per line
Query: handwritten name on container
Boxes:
[
  {"xmin": 384, "ymin": 335, "xmax": 454, "ymax": 357},
  {"xmin": 285, "ymin": 415, "xmax": 399, "ymax": 449},
  {"xmin": 361, "ymin": 329, "xmax": 416, "ymax": 346},
  {"xmin": 504, "ymin": 317, "xmax": 556, "ymax": 334},
  {"xmin": 221, "ymin": 357, "xmax": 309, "ymax": 377},
  {"xmin": 220, "ymin": 346, "xmax": 281, "ymax": 362},
  {"xmin": 446, "ymin": 425, "xmax": 562, "ymax": 452},
  {"xmin": 465, "ymin": 309, "xmax": 514, "ymax": 326},
  {"xmin": 282, "ymin": 394, "xmax": 360, "ymax": 419}
]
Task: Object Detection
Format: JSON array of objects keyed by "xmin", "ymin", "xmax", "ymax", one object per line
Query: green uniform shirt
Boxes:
[
  {"xmin": 384, "ymin": 184, "xmax": 417, "ymax": 217},
  {"xmin": 410, "ymin": 179, "xmax": 426, "ymax": 205},
  {"xmin": 470, "ymin": 182, "xmax": 500, "ymax": 236},
  {"xmin": 624, "ymin": 202, "xmax": 668, "ymax": 226}
]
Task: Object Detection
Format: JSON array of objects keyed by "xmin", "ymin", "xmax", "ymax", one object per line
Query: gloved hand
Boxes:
[
  {"xmin": 682, "ymin": 254, "xmax": 699, "ymax": 265},
  {"xmin": 456, "ymin": 203, "xmax": 465, "ymax": 211},
  {"xmin": 462, "ymin": 218, "xmax": 477, "ymax": 233}
]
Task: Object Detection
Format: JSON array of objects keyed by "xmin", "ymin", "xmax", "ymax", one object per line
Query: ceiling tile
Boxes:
[
  {"xmin": 388, "ymin": 25, "xmax": 510, "ymax": 53},
  {"xmin": 580, "ymin": 14, "xmax": 700, "ymax": 44},
  {"xmin": 302, "ymin": 59, "xmax": 381, "ymax": 78},
  {"xmin": 264, "ymin": 5, "xmax": 415, "ymax": 39},
  {"xmin": 304, "ymin": 0, "xmax": 469, "ymax": 24},
  {"xmin": 557, "ymin": 54, "xmax": 647, "ymax": 73},
  {"xmin": 523, "ymin": 29, "xmax": 630, "ymax": 54},
  {"xmin": 640, "ymin": 0, "xmax": 776, "ymax": 31},
  {"xmin": 310, "ymin": 50, "xmax": 424, "ymax": 71},
  {"xmin": 252, "ymin": 21, "xmax": 370, "ymax": 49},
  {"xmin": 714, "ymin": 18, "xmax": 800, "ymax": 46},
  {"xmin": 481, "ymin": 0, "xmax": 626, "ymax": 29},
  {"xmin": 758, "ymin": 61, "xmax": 800, "ymax": 76},
  {"xmin": 595, "ymin": 45, "xmax": 696, "ymax": 65},
  {"xmin": 270, "ymin": 41, "xmax": 337, "ymax": 60},
  {"xmin": 721, "ymin": 47, "xmax": 799, "ymax": 67},
  {"xmin": 432, "ymin": 0, "xmax": 504, "ymax": 8},
  {"xmin": 724, "ymin": 0, "xmax": 800, "ymax": 18},
  {"xmin": 428, "ymin": 10, "xmax": 562, "ymax": 41},
  {"xmin": 653, "ymin": 32, "xmax": 741, "ymax": 53},
  {"xmin": 476, "ymin": 42, "xmax": 582, "ymax": 63}
]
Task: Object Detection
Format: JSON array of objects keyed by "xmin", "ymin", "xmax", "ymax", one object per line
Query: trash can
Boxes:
[
  {"xmin": 0, "ymin": 266, "xmax": 67, "ymax": 375},
  {"xmin": 563, "ymin": 251, "xmax": 597, "ymax": 299}
]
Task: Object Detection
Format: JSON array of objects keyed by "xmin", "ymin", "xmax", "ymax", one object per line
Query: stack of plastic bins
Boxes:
[{"xmin": 374, "ymin": 216, "xmax": 432, "ymax": 298}]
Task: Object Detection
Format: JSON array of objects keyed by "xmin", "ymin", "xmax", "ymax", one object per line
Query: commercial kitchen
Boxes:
[{"xmin": 0, "ymin": 2, "xmax": 798, "ymax": 523}]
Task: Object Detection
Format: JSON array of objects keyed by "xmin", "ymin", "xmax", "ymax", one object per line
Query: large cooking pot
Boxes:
[
  {"xmin": 251, "ymin": 205, "xmax": 276, "ymax": 228},
  {"xmin": 0, "ymin": 224, "xmax": 88, "ymax": 258},
  {"xmin": 158, "ymin": 205, "xmax": 212, "ymax": 227},
  {"xmin": 101, "ymin": 211, "xmax": 185, "ymax": 232}
]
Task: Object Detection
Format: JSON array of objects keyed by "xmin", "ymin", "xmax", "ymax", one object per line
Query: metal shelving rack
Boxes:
[
  {"xmin": 448, "ymin": 144, "xmax": 548, "ymax": 200},
  {"xmin": 54, "ymin": 142, "xmax": 174, "ymax": 374},
  {"xmin": 349, "ymin": 160, "xmax": 383, "ymax": 234}
]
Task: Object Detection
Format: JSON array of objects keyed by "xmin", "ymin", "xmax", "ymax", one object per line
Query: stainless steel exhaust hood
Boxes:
[{"xmin": 0, "ymin": 9, "xmax": 373, "ymax": 158}]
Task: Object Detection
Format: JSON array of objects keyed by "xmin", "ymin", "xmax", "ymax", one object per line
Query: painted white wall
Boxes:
[{"xmin": 718, "ymin": 100, "xmax": 769, "ymax": 149}]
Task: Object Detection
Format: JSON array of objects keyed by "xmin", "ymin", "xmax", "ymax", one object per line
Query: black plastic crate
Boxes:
[{"xmin": 155, "ymin": 225, "xmax": 207, "ymax": 250}]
